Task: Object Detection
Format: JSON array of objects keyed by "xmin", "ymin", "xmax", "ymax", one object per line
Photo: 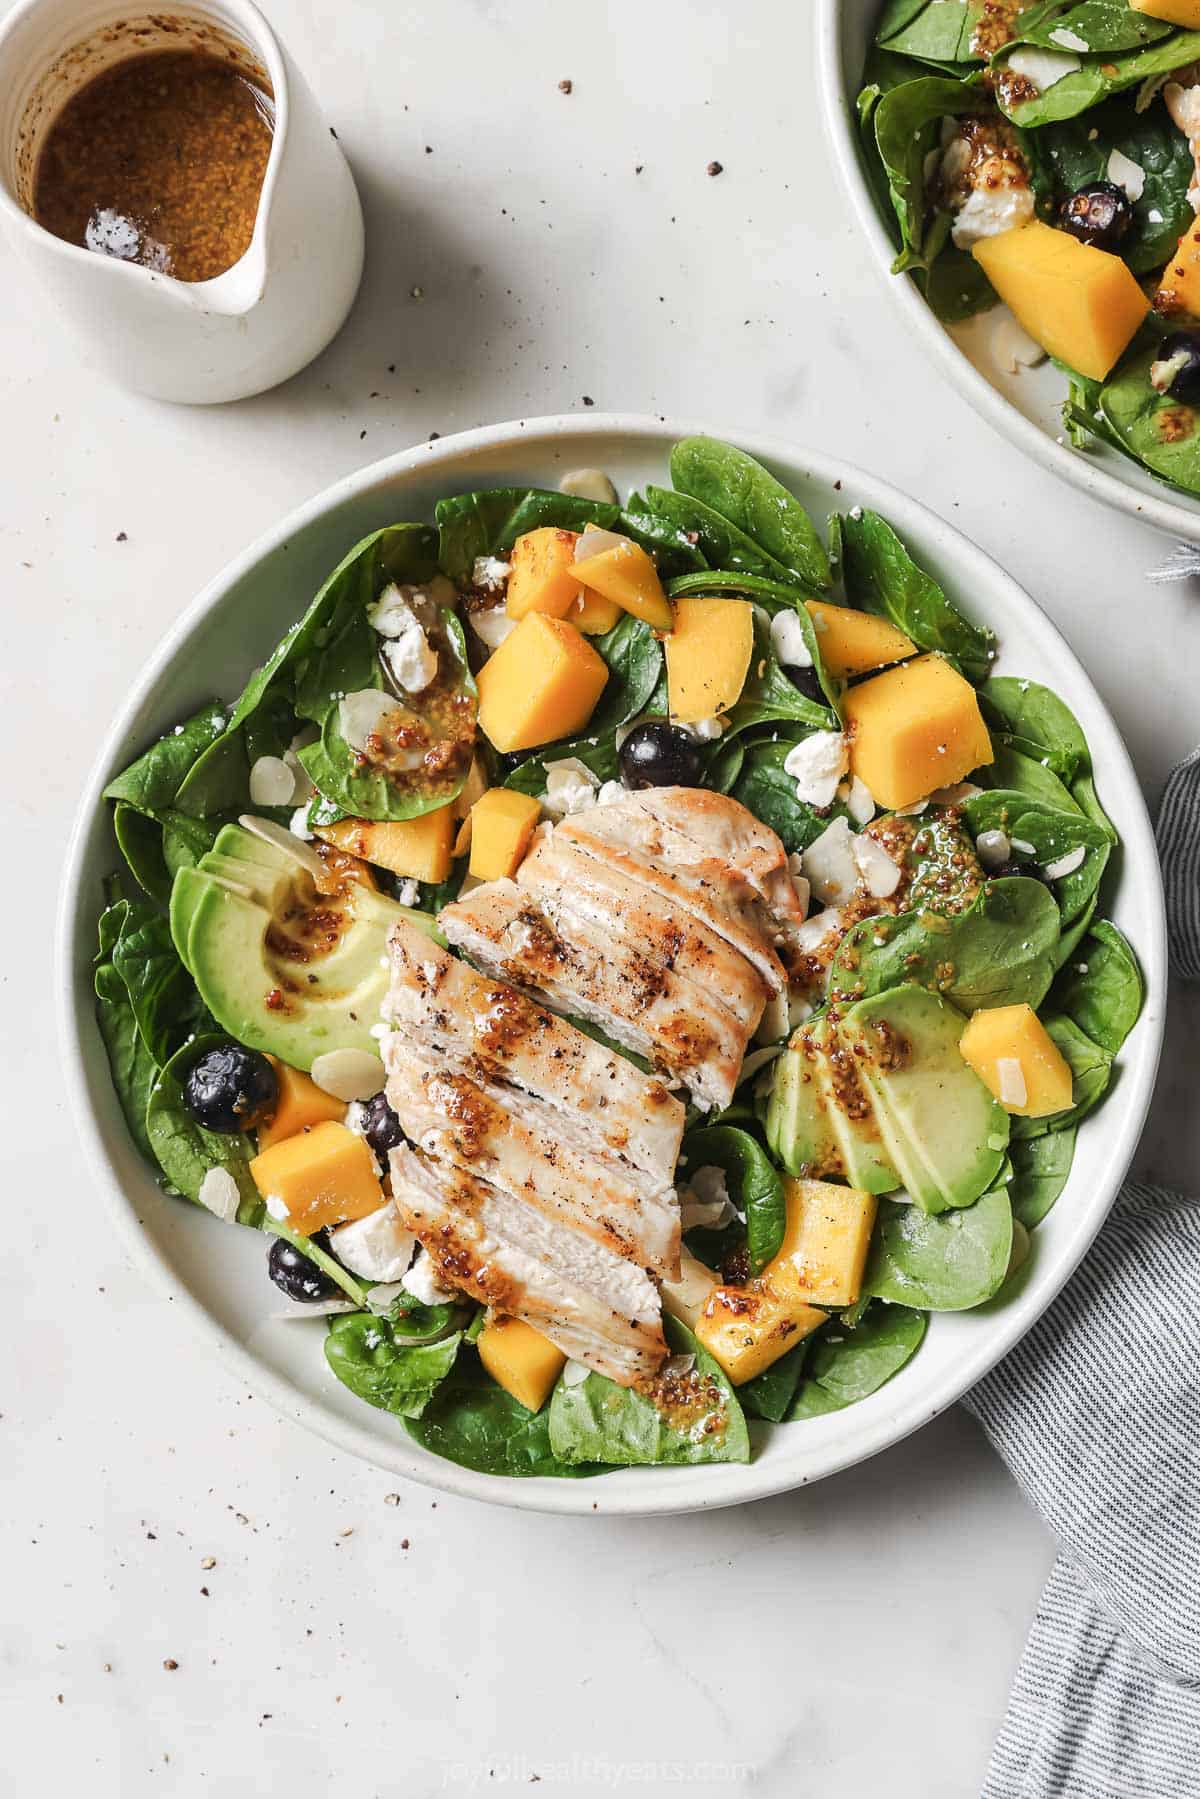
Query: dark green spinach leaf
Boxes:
[
  {"xmin": 669, "ymin": 437, "xmax": 831, "ymax": 590},
  {"xmin": 864, "ymin": 1183, "xmax": 1013, "ymax": 1310},
  {"xmin": 788, "ymin": 1303, "xmax": 926, "ymax": 1418},
  {"xmin": 683, "ymin": 1124, "xmax": 786, "ymax": 1274},
  {"xmin": 325, "ymin": 1313, "xmax": 462, "ymax": 1420},
  {"xmin": 840, "ymin": 507, "xmax": 996, "ymax": 678}
]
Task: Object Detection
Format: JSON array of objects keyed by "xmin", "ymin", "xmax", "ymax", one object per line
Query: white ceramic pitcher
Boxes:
[{"xmin": 0, "ymin": 0, "xmax": 365, "ymax": 402}]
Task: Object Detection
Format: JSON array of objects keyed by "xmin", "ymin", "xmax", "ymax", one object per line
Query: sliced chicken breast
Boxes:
[
  {"xmin": 614, "ymin": 787, "xmax": 806, "ymax": 942},
  {"xmin": 438, "ymin": 881, "xmax": 746, "ymax": 1111},
  {"xmin": 384, "ymin": 1056, "xmax": 680, "ymax": 1277},
  {"xmin": 517, "ymin": 831, "xmax": 769, "ymax": 1035},
  {"xmin": 385, "ymin": 922, "xmax": 684, "ymax": 1180},
  {"xmin": 390, "ymin": 1145, "xmax": 666, "ymax": 1385},
  {"xmin": 555, "ymin": 812, "xmax": 786, "ymax": 993}
]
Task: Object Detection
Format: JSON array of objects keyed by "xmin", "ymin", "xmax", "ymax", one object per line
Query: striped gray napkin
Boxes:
[{"xmin": 960, "ymin": 750, "xmax": 1200, "ymax": 1798}]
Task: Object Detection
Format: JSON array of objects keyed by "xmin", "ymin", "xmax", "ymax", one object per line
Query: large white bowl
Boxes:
[
  {"xmin": 58, "ymin": 415, "xmax": 1166, "ymax": 1515},
  {"xmin": 818, "ymin": 0, "xmax": 1200, "ymax": 544}
]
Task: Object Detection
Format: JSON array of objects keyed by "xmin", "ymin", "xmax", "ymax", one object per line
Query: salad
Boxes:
[
  {"xmin": 861, "ymin": 0, "xmax": 1200, "ymax": 500},
  {"xmin": 93, "ymin": 435, "xmax": 1143, "ymax": 1481}
]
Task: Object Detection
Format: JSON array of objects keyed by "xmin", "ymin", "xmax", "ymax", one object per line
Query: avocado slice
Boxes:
[
  {"xmin": 837, "ymin": 986, "xmax": 1008, "ymax": 1215},
  {"xmin": 173, "ymin": 820, "xmax": 438, "ymax": 1069},
  {"xmin": 810, "ymin": 1015, "xmax": 901, "ymax": 1196},
  {"xmin": 765, "ymin": 1026, "xmax": 842, "ymax": 1180}
]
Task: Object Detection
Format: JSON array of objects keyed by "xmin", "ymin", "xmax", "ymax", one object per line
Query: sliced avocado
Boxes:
[
  {"xmin": 837, "ymin": 986, "xmax": 1008, "ymax": 1215},
  {"xmin": 810, "ymin": 1016, "xmax": 901, "ymax": 1196},
  {"xmin": 765, "ymin": 1025, "xmax": 842, "ymax": 1180},
  {"xmin": 173, "ymin": 820, "xmax": 438, "ymax": 1069}
]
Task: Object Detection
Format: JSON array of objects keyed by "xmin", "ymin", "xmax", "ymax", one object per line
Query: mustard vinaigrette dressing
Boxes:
[{"xmin": 32, "ymin": 48, "xmax": 273, "ymax": 282}]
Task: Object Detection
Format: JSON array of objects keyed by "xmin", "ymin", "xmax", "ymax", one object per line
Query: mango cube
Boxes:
[
  {"xmin": 565, "ymin": 587, "xmax": 623, "ymax": 635},
  {"xmin": 478, "ymin": 1314, "xmax": 566, "ymax": 1412},
  {"xmin": 841, "ymin": 652, "xmax": 993, "ymax": 810},
  {"xmin": 959, "ymin": 1003, "xmax": 1074, "ymax": 1118},
  {"xmin": 250, "ymin": 1119, "xmax": 382, "ymax": 1233},
  {"xmin": 468, "ymin": 787, "xmax": 542, "ymax": 881},
  {"xmin": 506, "ymin": 527, "xmax": 582, "ymax": 621},
  {"xmin": 257, "ymin": 1059, "xmax": 346, "ymax": 1151},
  {"xmin": 315, "ymin": 808, "xmax": 455, "ymax": 884},
  {"xmin": 805, "ymin": 600, "xmax": 914, "ymax": 679},
  {"xmin": 1130, "ymin": 0, "xmax": 1200, "ymax": 23},
  {"xmin": 1155, "ymin": 216, "xmax": 1200, "ymax": 319},
  {"xmin": 664, "ymin": 597, "xmax": 754, "ymax": 724},
  {"xmin": 477, "ymin": 612, "xmax": 609, "ymax": 753},
  {"xmin": 569, "ymin": 537, "xmax": 674, "ymax": 632},
  {"xmin": 768, "ymin": 1177, "xmax": 877, "ymax": 1309},
  {"xmin": 972, "ymin": 220, "xmax": 1149, "ymax": 382},
  {"xmin": 695, "ymin": 1279, "xmax": 827, "ymax": 1385}
]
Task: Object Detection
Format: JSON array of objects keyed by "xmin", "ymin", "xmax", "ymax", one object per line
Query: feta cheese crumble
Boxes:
[
  {"xmin": 542, "ymin": 757, "xmax": 601, "ymax": 816},
  {"xmin": 783, "ymin": 730, "xmax": 848, "ymax": 810},
  {"xmin": 329, "ymin": 1206, "xmax": 417, "ymax": 1284},
  {"xmin": 769, "ymin": 609, "xmax": 813, "ymax": 669}
]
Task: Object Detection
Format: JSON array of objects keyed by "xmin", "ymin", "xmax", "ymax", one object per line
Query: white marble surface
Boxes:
[{"xmin": 5, "ymin": 2, "xmax": 1199, "ymax": 1793}]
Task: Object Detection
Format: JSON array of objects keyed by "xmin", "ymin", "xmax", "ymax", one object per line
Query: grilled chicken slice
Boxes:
[
  {"xmin": 438, "ymin": 880, "xmax": 747, "ymax": 1111},
  {"xmin": 614, "ymin": 787, "xmax": 806, "ymax": 944},
  {"xmin": 517, "ymin": 831, "xmax": 769, "ymax": 1035},
  {"xmin": 555, "ymin": 812, "xmax": 786, "ymax": 993},
  {"xmin": 385, "ymin": 922, "xmax": 684, "ymax": 1180},
  {"xmin": 390, "ymin": 1145, "xmax": 666, "ymax": 1385},
  {"xmin": 384, "ymin": 1055, "xmax": 680, "ymax": 1277}
]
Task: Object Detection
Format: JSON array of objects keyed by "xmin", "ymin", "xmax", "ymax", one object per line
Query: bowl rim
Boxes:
[
  {"xmin": 57, "ymin": 411, "xmax": 1167, "ymax": 1516},
  {"xmin": 814, "ymin": 0, "xmax": 1200, "ymax": 546}
]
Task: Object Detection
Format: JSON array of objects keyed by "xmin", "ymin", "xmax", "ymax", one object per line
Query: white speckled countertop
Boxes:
[{"xmin": 5, "ymin": 2, "xmax": 1198, "ymax": 1792}]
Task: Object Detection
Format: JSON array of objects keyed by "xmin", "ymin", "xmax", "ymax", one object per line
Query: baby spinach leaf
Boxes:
[
  {"xmin": 94, "ymin": 903, "xmax": 159, "ymax": 1163},
  {"xmin": 296, "ymin": 611, "xmax": 477, "ymax": 822},
  {"xmin": 586, "ymin": 613, "xmax": 664, "ymax": 735},
  {"xmin": 1008, "ymin": 1013, "xmax": 1113, "ymax": 1140},
  {"xmin": 1100, "ymin": 328, "xmax": 1200, "ymax": 499},
  {"xmin": 503, "ymin": 733, "xmax": 619, "ymax": 798},
  {"xmin": 996, "ymin": 30, "xmax": 1200, "ymax": 128},
  {"xmin": 324, "ymin": 1313, "xmax": 463, "ymax": 1420},
  {"xmin": 642, "ymin": 485, "xmax": 795, "ymax": 582},
  {"xmin": 979, "ymin": 742, "xmax": 1081, "ymax": 812},
  {"xmin": 1009, "ymin": 1128, "xmax": 1076, "ymax": 1229},
  {"xmin": 877, "ymin": 0, "xmax": 979, "ymax": 66},
  {"xmin": 864, "ymin": 1184, "xmax": 1013, "ymax": 1311},
  {"xmin": 788, "ymin": 1303, "xmax": 927, "ymax": 1419},
  {"xmin": 619, "ymin": 501, "xmax": 709, "ymax": 578},
  {"xmin": 548, "ymin": 1319, "xmax": 750, "ymax": 1467},
  {"xmin": 669, "ymin": 437, "xmax": 831, "ymax": 591},
  {"xmin": 702, "ymin": 733, "xmax": 745, "ymax": 795},
  {"xmin": 919, "ymin": 244, "xmax": 997, "ymax": 321},
  {"xmin": 870, "ymin": 75, "xmax": 986, "ymax": 266},
  {"xmin": 840, "ymin": 508, "xmax": 996, "ymax": 679},
  {"xmin": 1014, "ymin": 1, "xmax": 1172, "ymax": 56},
  {"xmin": 980, "ymin": 676, "xmax": 1091, "ymax": 781},
  {"xmin": 684, "ymin": 1124, "xmax": 786, "ymax": 1274},
  {"xmin": 737, "ymin": 1339, "xmax": 810, "ymax": 1422},
  {"xmin": 550, "ymin": 1316, "xmax": 752, "ymax": 1467},
  {"xmin": 962, "ymin": 790, "xmax": 1111, "ymax": 926},
  {"xmin": 292, "ymin": 524, "xmax": 441, "ymax": 724},
  {"xmin": 161, "ymin": 811, "xmax": 225, "ymax": 879},
  {"xmin": 144, "ymin": 1033, "xmax": 263, "ymax": 1224},
  {"xmin": 730, "ymin": 738, "xmax": 844, "ymax": 855},
  {"xmin": 406, "ymin": 1350, "xmax": 602, "ymax": 1478},
  {"xmin": 173, "ymin": 728, "xmax": 249, "ymax": 818},
  {"xmin": 435, "ymin": 488, "xmax": 619, "ymax": 582},
  {"xmin": 1049, "ymin": 919, "xmax": 1143, "ymax": 1054},
  {"xmin": 104, "ymin": 699, "xmax": 232, "ymax": 812},
  {"xmin": 110, "ymin": 903, "xmax": 210, "ymax": 1066},
  {"xmin": 725, "ymin": 610, "xmax": 837, "ymax": 734},
  {"xmin": 1021, "ymin": 97, "xmax": 1193, "ymax": 273},
  {"xmin": 113, "ymin": 803, "xmax": 172, "ymax": 906},
  {"xmin": 829, "ymin": 877, "xmax": 1062, "ymax": 1013}
]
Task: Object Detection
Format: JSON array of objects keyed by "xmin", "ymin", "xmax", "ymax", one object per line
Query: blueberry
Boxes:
[
  {"xmin": 619, "ymin": 719, "xmax": 703, "ymax": 789},
  {"xmin": 267, "ymin": 1236, "xmax": 340, "ymax": 1302},
  {"xmin": 358, "ymin": 1091, "xmax": 406, "ymax": 1161},
  {"xmin": 1059, "ymin": 181, "xmax": 1131, "ymax": 252},
  {"xmin": 183, "ymin": 1045, "xmax": 278, "ymax": 1133},
  {"xmin": 1150, "ymin": 331, "xmax": 1200, "ymax": 404},
  {"xmin": 785, "ymin": 664, "xmax": 825, "ymax": 705}
]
